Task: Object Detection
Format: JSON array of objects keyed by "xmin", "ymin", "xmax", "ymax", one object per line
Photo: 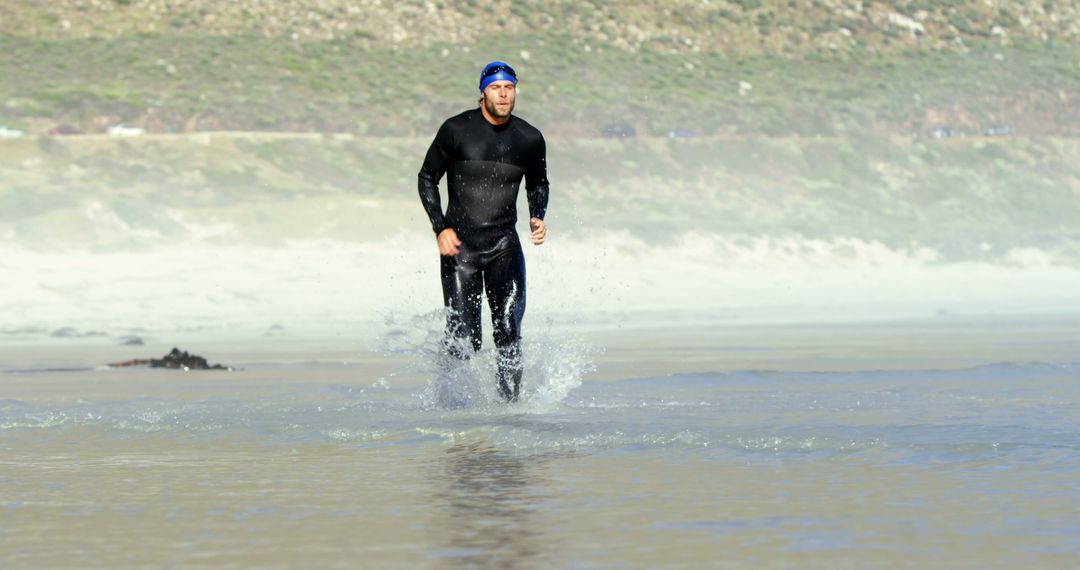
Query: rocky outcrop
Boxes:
[{"xmin": 109, "ymin": 347, "xmax": 233, "ymax": 370}]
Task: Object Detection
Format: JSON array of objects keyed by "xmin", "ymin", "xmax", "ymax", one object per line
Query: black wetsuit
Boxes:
[{"xmin": 418, "ymin": 108, "xmax": 549, "ymax": 401}]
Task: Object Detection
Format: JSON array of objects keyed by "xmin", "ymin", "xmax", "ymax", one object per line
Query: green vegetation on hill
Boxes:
[
  {"xmin": 1, "ymin": 34, "xmax": 1076, "ymax": 137},
  {"xmin": 0, "ymin": 0, "xmax": 1077, "ymax": 136}
]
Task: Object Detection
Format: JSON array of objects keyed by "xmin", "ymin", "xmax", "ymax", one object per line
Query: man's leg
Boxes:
[
  {"xmin": 440, "ymin": 252, "xmax": 484, "ymax": 360},
  {"xmin": 484, "ymin": 233, "xmax": 527, "ymax": 402}
]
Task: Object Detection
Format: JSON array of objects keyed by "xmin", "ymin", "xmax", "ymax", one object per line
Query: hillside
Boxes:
[
  {"xmin": 3, "ymin": 0, "xmax": 1077, "ymax": 53},
  {"xmin": 1, "ymin": 0, "xmax": 1077, "ymax": 136}
]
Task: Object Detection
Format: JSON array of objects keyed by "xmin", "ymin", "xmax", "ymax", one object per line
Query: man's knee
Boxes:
[{"xmin": 491, "ymin": 311, "xmax": 522, "ymax": 349}]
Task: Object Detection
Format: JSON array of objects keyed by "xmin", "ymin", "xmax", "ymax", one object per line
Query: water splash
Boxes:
[{"xmin": 378, "ymin": 309, "xmax": 594, "ymax": 412}]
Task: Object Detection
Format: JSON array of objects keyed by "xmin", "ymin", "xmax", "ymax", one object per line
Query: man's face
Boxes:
[{"xmin": 482, "ymin": 80, "xmax": 516, "ymax": 119}]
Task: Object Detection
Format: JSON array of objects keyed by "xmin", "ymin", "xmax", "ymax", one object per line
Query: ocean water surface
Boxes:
[{"xmin": 2, "ymin": 320, "xmax": 1079, "ymax": 569}]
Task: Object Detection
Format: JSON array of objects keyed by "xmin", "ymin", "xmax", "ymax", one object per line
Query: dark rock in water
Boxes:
[
  {"xmin": 152, "ymin": 348, "xmax": 226, "ymax": 370},
  {"xmin": 109, "ymin": 348, "xmax": 232, "ymax": 370},
  {"xmin": 118, "ymin": 335, "xmax": 145, "ymax": 346}
]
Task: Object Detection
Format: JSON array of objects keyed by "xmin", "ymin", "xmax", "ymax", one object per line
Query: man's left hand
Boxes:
[{"xmin": 529, "ymin": 218, "xmax": 547, "ymax": 245}]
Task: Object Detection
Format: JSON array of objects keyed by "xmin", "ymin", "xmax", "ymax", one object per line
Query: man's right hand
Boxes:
[{"xmin": 437, "ymin": 228, "xmax": 462, "ymax": 256}]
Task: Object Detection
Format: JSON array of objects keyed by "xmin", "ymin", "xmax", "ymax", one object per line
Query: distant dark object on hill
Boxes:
[
  {"xmin": 48, "ymin": 125, "xmax": 83, "ymax": 136},
  {"xmin": 983, "ymin": 124, "xmax": 1015, "ymax": 137},
  {"xmin": 602, "ymin": 123, "xmax": 636, "ymax": 139},
  {"xmin": 109, "ymin": 347, "xmax": 233, "ymax": 370}
]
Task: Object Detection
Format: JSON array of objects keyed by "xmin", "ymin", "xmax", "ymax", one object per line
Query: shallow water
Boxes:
[{"xmin": 2, "ymin": 323, "xmax": 1079, "ymax": 568}]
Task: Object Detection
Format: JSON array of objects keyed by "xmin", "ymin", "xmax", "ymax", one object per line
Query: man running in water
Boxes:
[{"xmin": 417, "ymin": 61, "xmax": 549, "ymax": 402}]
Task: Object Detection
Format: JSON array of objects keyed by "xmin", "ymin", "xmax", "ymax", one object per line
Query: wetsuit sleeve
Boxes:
[
  {"xmin": 525, "ymin": 133, "xmax": 550, "ymax": 221},
  {"xmin": 418, "ymin": 122, "xmax": 453, "ymax": 235}
]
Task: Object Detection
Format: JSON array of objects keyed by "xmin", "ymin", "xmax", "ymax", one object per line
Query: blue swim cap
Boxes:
[{"xmin": 479, "ymin": 61, "xmax": 518, "ymax": 92}]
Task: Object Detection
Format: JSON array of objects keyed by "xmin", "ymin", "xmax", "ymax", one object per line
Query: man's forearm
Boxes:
[
  {"xmin": 418, "ymin": 173, "xmax": 447, "ymax": 235},
  {"xmin": 527, "ymin": 184, "xmax": 549, "ymax": 221}
]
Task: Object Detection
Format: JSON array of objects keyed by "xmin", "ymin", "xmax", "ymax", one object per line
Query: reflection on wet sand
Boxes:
[{"xmin": 433, "ymin": 441, "xmax": 551, "ymax": 569}]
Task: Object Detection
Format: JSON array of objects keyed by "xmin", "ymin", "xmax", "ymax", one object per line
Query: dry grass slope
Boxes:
[{"xmin": 2, "ymin": 0, "xmax": 1077, "ymax": 54}]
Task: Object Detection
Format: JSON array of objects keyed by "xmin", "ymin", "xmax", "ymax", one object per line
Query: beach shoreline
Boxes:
[{"xmin": 4, "ymin": 312, "xmax": 1078, "ymax": 381}]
